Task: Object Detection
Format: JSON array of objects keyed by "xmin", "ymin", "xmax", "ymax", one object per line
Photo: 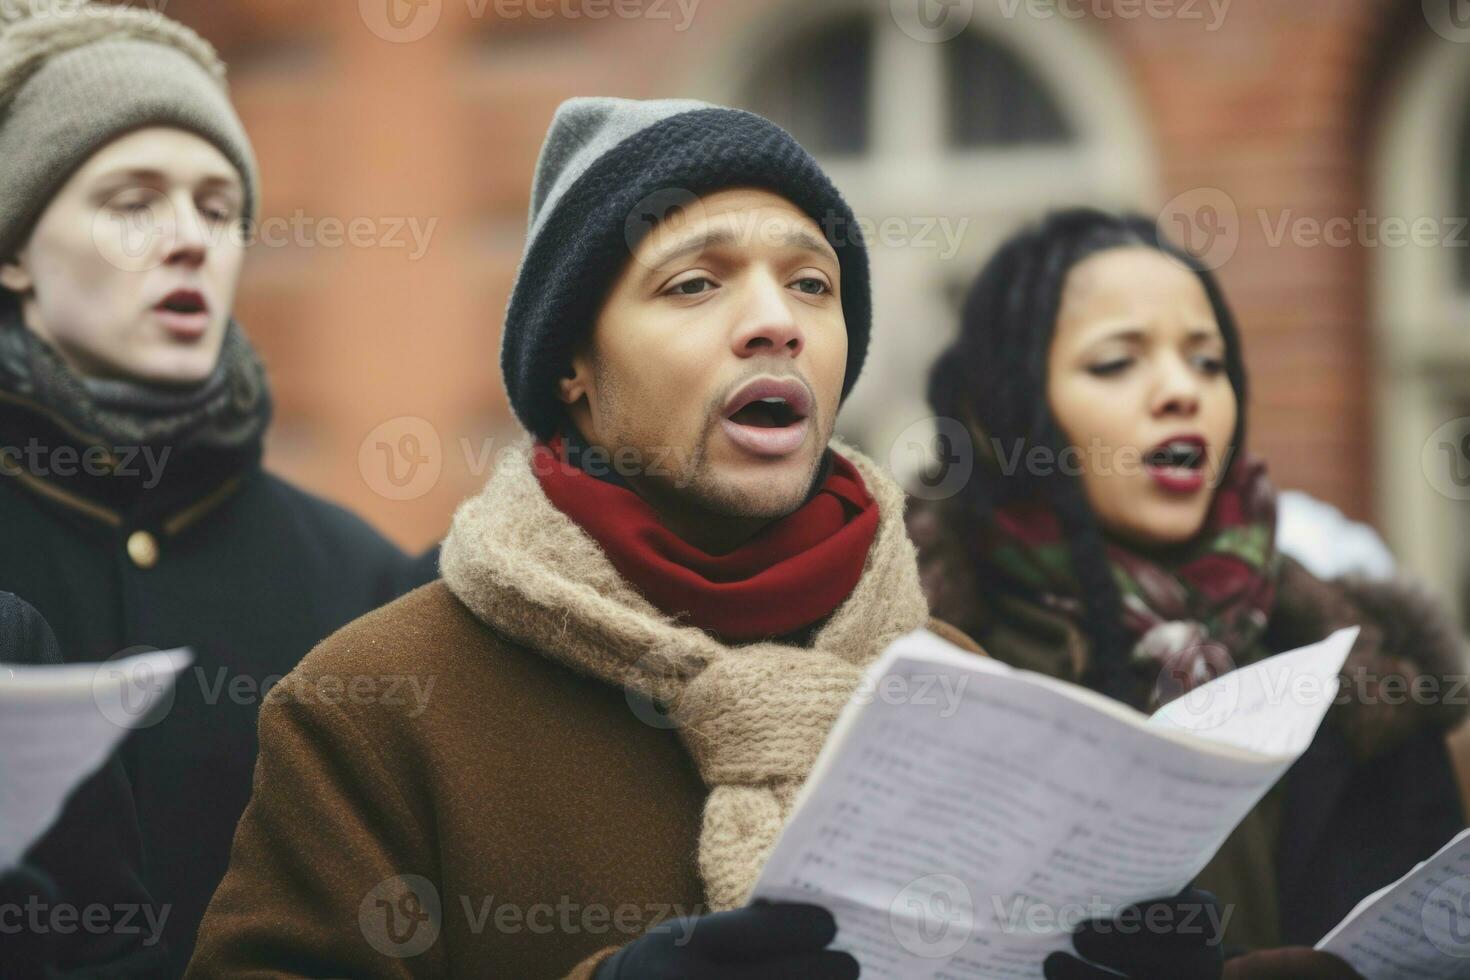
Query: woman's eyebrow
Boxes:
[
  {"xmin": 1185, "ymin": 327, "xmax": 1225, "ymax": 343},
  {"xmin": 1078, "ymin": 322, "xmax": 1148, "ymax": 346}
]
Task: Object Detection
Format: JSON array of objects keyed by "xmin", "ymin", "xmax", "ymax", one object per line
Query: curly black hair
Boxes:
[{"xmin": 927, "ymin": 208, "xmax": 1249, "ymax": 703}]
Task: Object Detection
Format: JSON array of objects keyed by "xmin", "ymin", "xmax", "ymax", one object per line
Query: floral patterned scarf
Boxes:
[{"xmin": 979, "ymin": 455, "xmax": 1282, "ymax": 710}]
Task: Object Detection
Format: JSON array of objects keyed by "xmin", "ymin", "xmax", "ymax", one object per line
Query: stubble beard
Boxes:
[{"xmin": 592, "ymin": 360, "xmax": 831, "ymax": 522}]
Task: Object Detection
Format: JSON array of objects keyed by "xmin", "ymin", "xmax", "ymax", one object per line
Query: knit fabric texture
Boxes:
[
  {"xmin": 0, "ymin": 304, "xmax": 272, "ymax": 452},
  {"xmin": 501, "ymin": 96, "xmax": 872, "ymax": 438},
  {"xmin": 0, "ymin": 0, "xmax": 258, "ymax": 257},
  {"xmin": 439, "ymin": 437, "xmax": 929, "ymax": 911}
]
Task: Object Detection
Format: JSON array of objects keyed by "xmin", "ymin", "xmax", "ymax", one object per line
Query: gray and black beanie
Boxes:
[{"xmin": 502, "ymin": 96, "xmax": 872, "ymax": 439}]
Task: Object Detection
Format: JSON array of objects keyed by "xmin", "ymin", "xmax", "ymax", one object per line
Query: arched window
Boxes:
[
  {"xmin": 686, "ymin": 1, "xmax": 1156, "ymax": 482},
  {"xmin": 943, "ymin": 31, "xmax": 1072, "ymax": 149},
  {"xmin": 745, "ymin": 14, "xmax": 874, "ymax": 157}
]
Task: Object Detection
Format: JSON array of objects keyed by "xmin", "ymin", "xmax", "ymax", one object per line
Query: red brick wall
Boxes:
[{"xmin": 155, "ymin": 0, "xmax": 1437, "ymax": 548}]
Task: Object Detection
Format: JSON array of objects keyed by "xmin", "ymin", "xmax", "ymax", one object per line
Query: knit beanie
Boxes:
[
  {"xmin": 502, "ymin": 97, "xmax": 872, "ymax": 439},
  {"xmin": 0, "ymin": 0, "xmax": 258, "ymax": 260}
]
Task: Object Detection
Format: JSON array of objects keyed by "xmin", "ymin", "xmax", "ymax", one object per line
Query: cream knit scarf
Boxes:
[{"xmin": 440, "ymin": 437, "xmax": 931, "ymax": 911}]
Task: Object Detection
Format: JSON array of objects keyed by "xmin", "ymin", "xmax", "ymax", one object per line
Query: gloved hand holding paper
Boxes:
[{"xmin": 750, "ymin": 627, "xmax": 1361, "ymax": 979}]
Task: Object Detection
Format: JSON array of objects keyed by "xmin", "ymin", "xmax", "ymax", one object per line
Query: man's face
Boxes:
[
  {"xmin": 0, "ymin": 126, "xmax": 246, "ymax": 385},
  {"xmin": 561, "ymin": 187, "xmax": 848, "ymax": 522}
]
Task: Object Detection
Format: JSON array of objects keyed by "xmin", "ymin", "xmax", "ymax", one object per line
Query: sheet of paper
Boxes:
[
  {"xmin": 1316, "ymin": 828, "xmax": 1470, "ymax": 978},
  {"xmin": 751, "ymin": 629, "xmax": 1341, "ymax": 979},
  {"xmin": 1147, "ymin": 627, "xmax": 1358, "ymax": 756},
  {"xmin": 0, "ymin": 648, "xmax": 192, "ymax": 871}
]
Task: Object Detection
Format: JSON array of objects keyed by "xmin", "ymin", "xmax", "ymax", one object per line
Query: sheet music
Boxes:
[
  {"xmin": 1316, "ymin": 828, "xmax": 1470, "ymax": 978},
  {"xmin": 0, "ymin": 648, "xmax": 191, "ymax": 871},
  {"xmin": 1148, "ymin": 628, "xmax": 1359, "ymax": 756},
  {"xmin": 751, "ymin": 628, "xmax": 1356, "ymax": 978}
]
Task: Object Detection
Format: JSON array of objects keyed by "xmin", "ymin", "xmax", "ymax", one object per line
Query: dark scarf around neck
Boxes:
[
  {"xmin": 0, "ymin": 311, "xmax": 272, "ymax": 520},
  {"xmin": 0, "ymin": 311, "xmax": 271, "ymax": 453}
]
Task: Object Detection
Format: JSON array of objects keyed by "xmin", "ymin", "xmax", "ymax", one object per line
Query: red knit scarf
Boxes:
[{"xmin": 533, "ymin": 436, "xmax": 880, "ymax": 643}]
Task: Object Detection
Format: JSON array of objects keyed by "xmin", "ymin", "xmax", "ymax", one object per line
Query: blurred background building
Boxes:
[{"xmin": 160, "ymin": 0, "xmax": 1470, "ymax": 624}]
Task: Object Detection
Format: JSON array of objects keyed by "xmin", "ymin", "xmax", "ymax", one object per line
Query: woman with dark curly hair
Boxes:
[{"xmin": 910, "ymin": 208, "xmax": 1468, "ymax": 978}]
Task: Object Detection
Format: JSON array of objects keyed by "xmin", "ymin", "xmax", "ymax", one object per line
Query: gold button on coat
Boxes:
[{"xmin": 127, "ymin": 530, "xmax": 159, "ymax": 569}]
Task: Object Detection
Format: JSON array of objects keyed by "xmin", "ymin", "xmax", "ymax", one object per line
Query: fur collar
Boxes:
[{"xmin": 1266, "ymin": 557, "xmax": 1469, "ymax": 758}]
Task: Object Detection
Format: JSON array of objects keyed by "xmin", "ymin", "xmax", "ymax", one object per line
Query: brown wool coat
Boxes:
[{"xmin": 185, "ymin": 442, "xmax": 979, "ymax": 979}]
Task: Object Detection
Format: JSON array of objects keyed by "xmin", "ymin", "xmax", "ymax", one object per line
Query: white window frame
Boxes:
[
  {"xmin": 682, "ymin": 0, "xmax": 1159, "ymax": 481},
  {"xmin": 1371, "ymin": 36, "xmax": 1470, "ymax": 621}
]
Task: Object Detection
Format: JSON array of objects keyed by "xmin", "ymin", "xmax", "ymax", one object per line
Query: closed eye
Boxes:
[
  {"xmin": 1088, "ymin": 359, "xmax": 1132, "ymax": 377},
  {"xmin": 199, "ymin": 199, "xmax": 238, "ymax": 224},
  {"xmin": 1193, "ymin": 354, "xmax": 1226, "ymax": 375}
]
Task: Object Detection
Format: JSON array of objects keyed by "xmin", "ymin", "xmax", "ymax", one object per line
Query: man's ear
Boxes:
[
  {"xmin": 557, "ymin": 348, "xmax": 593, "ymax": 407},
  {"xmin": 0, "ymin": 257, "xmax": 32, "ymax": 296}
]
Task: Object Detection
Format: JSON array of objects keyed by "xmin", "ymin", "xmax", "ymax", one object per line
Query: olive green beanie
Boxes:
[{"xmin": 0, "ymin": 0, "xmax": 258, "ymax": 259}]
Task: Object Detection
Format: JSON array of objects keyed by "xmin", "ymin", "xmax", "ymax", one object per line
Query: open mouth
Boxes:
[
  {"xmin": 153, "ymin": 289, "xmax": 210, "ymax": 340},
  {"xmin": 720, "ymin": 378, "xmax": 813, "ymax": 458},
  {"xmin": 1146, "ymin": 439, "xmax": 1207, "ymax": 471},
  {"xmin": 728, "ymin": 396, "xmax": 803, "ymax": 429},
  {"xmin": 1145, "ymin": 435, "xmax": 1209, "ymax": 492},
  {"xmin": 156, "ymin": 290, "xmax": 208, "ymax": 316}
]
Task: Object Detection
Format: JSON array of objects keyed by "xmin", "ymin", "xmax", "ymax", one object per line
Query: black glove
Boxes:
[
  {"xmin": 1222, "ymin": 948, "xmax": 1362, "ymax": 979},
  {"xmin": 1043, "ymin": 888, "xmax": 1225, "ymax": 980},
  {"xmin": 594, "ymin": 900, "xmax": 859, "ymax": 980},
  {"xmin": 0, "ymin": 863, "xmax": 60, "ymax": 980}
]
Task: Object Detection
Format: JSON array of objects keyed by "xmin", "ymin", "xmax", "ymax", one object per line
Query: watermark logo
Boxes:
[
  {"xmin": 361, "ymin": 0, "xmax": 443, "ymax": 43},
  {"xmin": 1423, "ymin": 874, "xmax": 1470, "ymax": 958},
  {"xmin": 625, "ymin": 187, "xmax": 707, "ymax": 269},
  {"xmin": 994, "ymin": 0, "xmax": 1231, "ymax": 30},
  {"xmin": 624, "ymin": 647, "xmax": 684, "ymax": 731},
  {"xmin": 91, "ymin": 197, "xmax": 439, "ymax": 271},
  {"xmin": 0, "ymin": 896, "xmax": 170, "ymax": 948},
  {"xmin": 851, "ymin": 670, "xmax": 969, "ymax": 718},
  {"xmin": 91, "ymin": 647, "xmax": 176, "ymax": 731},
  {"xmin": 91, "ymin": 188, "xmax": 179, "ymax": 274},
  {"xmin": 0, "ymin": 0, "xmax": 172, "ymax": 24},
  {"xmin": 891, "ymin": 417, "xmax": 975, "ymax": 502},
  {"xmin": 1158, "ymin": 187, "xmax": 1240, "ymax": 271},
  {"xmin": 360, "ymin": 875, "xmax": 442, "ymax": 958},
  {"xmin": 889, "ymin": 873, "xmax": 974, "ymax": 959},
  {"xmin": 1425, "ymin": 0, "xmax": 1470, "ymax": 43},
  {"xmin": 360, "ymin": 416, "xmax": 443, "ymax": 501},
  {"xmin": 892, "ymin": 0, "xmax": 976, "ymax": 42},
  {"xmin": 1422, "ymin": 417, "xmax": 1470, "ymax": 501},
  {"xmin": 1145, "ymin": 632, "xmax": 1241, "ymax": 731}
]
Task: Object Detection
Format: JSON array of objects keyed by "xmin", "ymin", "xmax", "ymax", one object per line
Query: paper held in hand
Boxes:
[
  {"xmin": 1315, "ymin": 827, "xmax": 1470, "ymax": 979},
  {"xmin": 749, "ymin": 626, "xmax": 1361, "ymax": 980},
  {"xmin": 0, "ymin": 648, "xmax": 192, "ymax": 872}
]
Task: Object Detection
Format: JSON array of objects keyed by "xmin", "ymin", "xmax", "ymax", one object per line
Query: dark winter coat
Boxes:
[
  {"xmin": 0, "ymin": 389, "xmax": 433, "ymax": 975},
  {"xmin": 1, "ymin": 591, "xmax": 169, "ymax": 978}
]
